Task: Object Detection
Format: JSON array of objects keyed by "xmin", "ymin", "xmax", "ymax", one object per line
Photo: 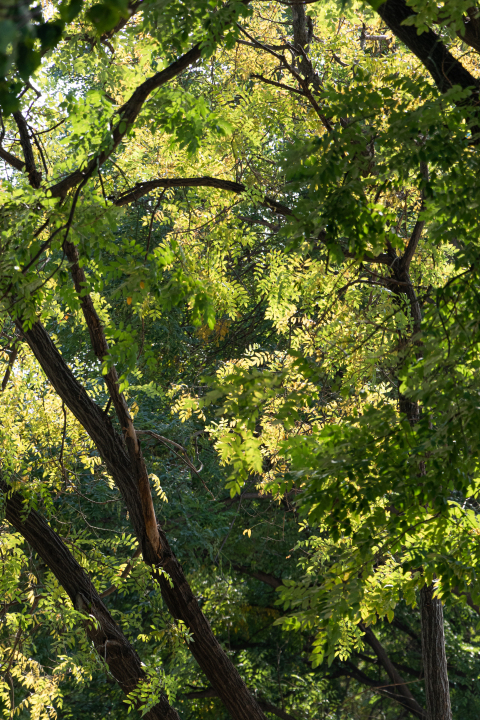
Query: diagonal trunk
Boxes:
[
  {"xmin": 1, "ymin": 479, "xmax": 179, "ymax": 720},
  {"xmin": 420, "ymin": 585, "xmax": 452, "ymax": 720},
  {"xmin": 16, "ymin": 318, "xmax": 267, "ymax": 720}
]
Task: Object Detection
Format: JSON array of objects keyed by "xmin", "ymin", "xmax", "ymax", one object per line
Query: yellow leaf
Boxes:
[{"xmin": 127, "ymin": 297, "xmax": 132, "ymax": 305}]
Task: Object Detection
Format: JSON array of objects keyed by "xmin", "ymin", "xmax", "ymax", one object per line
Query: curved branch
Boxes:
[{"xmin": 112, "ymin": 176, "xmax": 293, "ymax": 217}]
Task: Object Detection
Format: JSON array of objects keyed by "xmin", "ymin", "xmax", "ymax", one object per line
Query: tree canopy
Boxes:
[{"xmin": 0, "ymin": 0, "xmax": 480, "ymax": 719}]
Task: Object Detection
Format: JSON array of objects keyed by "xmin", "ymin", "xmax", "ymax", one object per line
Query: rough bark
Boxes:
[
  {"xmin": 62, "ymin": 237, "xmax": 162, "ymax": 557},
  {"xmin": 16, "ymin": 319, "xmax": 267, "ymax": 720},
  {"xmin": 420, "ymin": 585, "xmax": 452, "ymax": 720},
  {"xmin": 291, "ymin": 1, "xmax": 310, "ymax": 51},
  {"xmin": 0, "ymin": 479, "xmax": 179, "ymax": 720}
]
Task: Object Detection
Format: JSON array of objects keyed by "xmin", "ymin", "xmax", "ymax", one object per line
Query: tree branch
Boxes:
[
  {"xmin": 452, "ymin": 585, "xmax": 480, "ymax": 615},
  {"xmin": 15, "ymin": 318, "xmax": 267, "ymax": 720},
  {"xmin": 376, "ymin": 0, "xmax": 479, "ymax": 96},
  {"xmin": 62, "ymin": 237, "xmax": 161, "ymax": 557},
  {"xmin": 232, "ymin": 564, "xmax": 282, "ymax": 589},
  {"xmin": 13, "ymin": 111, "xmax": 42, "ymax": 188},
  {"xmin": 48, "ymin": 44, "xmax": 202, "ymax": 199},
  {"xmin": 1, "ymin": 344, "xmax": 18, "ymax": 391},
  {"xmin": 400, "ymin": 162, "xmax": 428, "ymax": 272},
  {"xmin": 0, "ymin": 145, "xmax": 25, "ymax": 171},
  {"xmin": 331, "ymin": 661, "xmax": 424, "ymax": 716},
  {"xmin": 112, "ymin": 176, "xmax": 292, "ymax": 217},
  {"xmin": 457, "ymin": 6, "xmax": 480, "ymax": 53},
  {"xmin": 360, "ymin": 623, "xmax": 425, "ymax": 719},
  {"xmin": 250, "ymin": 73, "xmax": 306, "ymax": 96}
]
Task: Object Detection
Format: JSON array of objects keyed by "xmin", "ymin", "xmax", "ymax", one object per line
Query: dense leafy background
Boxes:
[{"xmin": 1, "ymin": 0, "xmax": 480, "ymax": 718}]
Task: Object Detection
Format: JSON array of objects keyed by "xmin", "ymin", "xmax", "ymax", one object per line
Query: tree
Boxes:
[{"xmin": 1, "ymin": 1, "xmax": 480, "ymax": 719}]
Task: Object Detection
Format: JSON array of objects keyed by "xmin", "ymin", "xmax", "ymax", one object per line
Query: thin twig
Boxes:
[
  {"xmin": 137, "ymin": 430, "xmax": 214, "ymax": 498},
  {"xmin": 99, "ymin": 546, "xmax": 142, "ymax": 598},
  {"xmin": 59, "ymin": 402, "xmax": 69, "ymax": 487}
]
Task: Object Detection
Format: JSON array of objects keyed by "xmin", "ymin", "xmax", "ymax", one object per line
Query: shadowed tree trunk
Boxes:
[
  {"xmin": 0, "ymin": 478, "xmax": 180, "ymax": 720},
  {"xmin": 420, "ymin": 585, "xmax": 452, "ymax": 720}
]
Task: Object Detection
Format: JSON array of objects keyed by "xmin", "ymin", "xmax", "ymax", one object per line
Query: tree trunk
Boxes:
[
  {"xmin": 385, "ymin": 210, "xmax": 452, "ymax": 720},
  {"xmin": 18, "ymin": 318, "xmax": 267, "ymax": 720},
  {"xmin": 420, "ymin": 585, "xmax": 452, "ymax": 720},
  {"xmin": 1, "ymin": 480, "xmax": 179, "ymax": 720}
]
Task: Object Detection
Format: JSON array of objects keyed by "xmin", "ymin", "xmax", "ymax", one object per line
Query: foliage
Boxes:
[{"xmin": 0, "ymin": 0, "xmax": 480, "ymax": 719}]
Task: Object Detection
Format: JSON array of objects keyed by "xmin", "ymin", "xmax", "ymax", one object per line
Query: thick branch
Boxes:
[
  {"xmin": 376, "ymin": 0, "xmax": 479, "ymax": 96},
  {"xmin": 458, "ymin": 7, "xmax": 480, "ymax": 53},
  {"xmin": 1, "ymin": 344, "xmax": 18, "ymax": 391},
  {"xmin": 420, "ymin": 585, "xmax": 452, "ymax": 719},
  {"xmin": 15, "ymin": 318, "xmax": 267, "ymax": 720},
  {"xmin": 13, "ymin": 111, "xmax": 42, "ymax": 188},
  {"xmin": 0, "ymin": 145, "xmax": 25, "ymax": 171},
  {"xmin": 113, "ymin": 176, "xmax": 292, "ymax": 217},
  {"xmin": 63, "ymin": 238, "xmax": 161, "ymax": 556},
  {"xmin": 48, "ymin": 45, "xmax": 202, "ymax": 199}
]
